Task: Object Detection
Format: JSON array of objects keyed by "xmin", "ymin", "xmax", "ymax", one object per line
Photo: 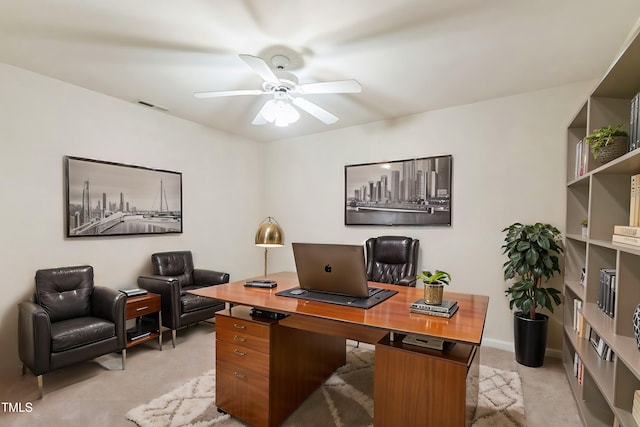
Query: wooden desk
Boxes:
[{"xmin": 191, "ymin": 271, "xmax": 489, "ymax": 427}]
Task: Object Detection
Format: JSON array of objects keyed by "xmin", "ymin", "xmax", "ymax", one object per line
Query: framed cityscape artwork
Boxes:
[
  {"xmin": 344, "ymin": 155, "xmax": 452, "ymax": 226},
  {"xmin": 65, "ymin": 156, "xmax": 182, "ymax": 237}
]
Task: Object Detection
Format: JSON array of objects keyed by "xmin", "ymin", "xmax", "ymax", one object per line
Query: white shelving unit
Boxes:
[{"xmin": 564, "ymin": 26, "xmax": 640, "ymax": 427}]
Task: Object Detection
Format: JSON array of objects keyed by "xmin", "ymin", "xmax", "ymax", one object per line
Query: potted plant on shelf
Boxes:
[
  {"xmin": 417, "ymin": 270, "xmax": 451, "ymax": 305},
  {"xmin": 586, "ymin": 124, "xmax": 629, "ymax": 164},
  {"xmin": 581, "ymin": 218, "xmax": 588, "ymax": 238},
  {"xmin": 501, "ymin": 222, "xmax": 563, "ymax": 367}
]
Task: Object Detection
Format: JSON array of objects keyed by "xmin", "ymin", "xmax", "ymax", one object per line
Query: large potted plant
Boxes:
[
  {"xmin": 501, "ymin": 222, "xmax": 563, "ymax": 367},
  {"xmin": 586, "ymin": 124, "xmax": 629, "ymax": 164}
]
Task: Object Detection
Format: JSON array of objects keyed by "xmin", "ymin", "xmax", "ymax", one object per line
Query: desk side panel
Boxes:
[{"xmin": 374, "ymin": 339, "xmax": 474, "ymax": 427}]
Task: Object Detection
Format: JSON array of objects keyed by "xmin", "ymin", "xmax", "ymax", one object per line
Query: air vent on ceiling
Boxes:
[{"xmin": 135, "ymin": 100, "xmax": 169, "ymax": 112}]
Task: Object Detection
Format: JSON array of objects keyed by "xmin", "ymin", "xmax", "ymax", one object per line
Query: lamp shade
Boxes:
[{"xmin": 255, "ymin": 217, "xmax": 284, "ymax": 247}]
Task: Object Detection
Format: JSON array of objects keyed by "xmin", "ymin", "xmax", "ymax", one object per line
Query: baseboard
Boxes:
[
  {"xmin": 481, "ymin": 337, "xmax": 562, "ymax": 359},
  {"xmin": 481, "ymin": 337, "xmax": 514, "ymax": 353}
]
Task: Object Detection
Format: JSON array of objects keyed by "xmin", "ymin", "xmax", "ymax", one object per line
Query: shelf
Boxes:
[
  {"xmin": 564, "ymin": 25, "xmax": 640, "ymax": 427},
  {"xmin": 592, "ymin": 27, "xmax": 640, "ymax": 99},
  {"xmin": 126, "ymin": 331, "xmax": 160, "ymax": 349},
  {"xmin": 565, "ymin": 280, "xmax": 585, "ymax": 301}
]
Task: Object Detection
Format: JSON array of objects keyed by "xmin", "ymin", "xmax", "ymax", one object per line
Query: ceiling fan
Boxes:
[{"xmin": 194, "ymin": 54, "xmax": 362, "ymax": 127}]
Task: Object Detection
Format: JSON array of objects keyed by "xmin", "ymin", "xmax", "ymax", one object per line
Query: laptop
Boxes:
[{"xmin": 275, "ymin": 242, "xmax": 398, "ymax": 308}]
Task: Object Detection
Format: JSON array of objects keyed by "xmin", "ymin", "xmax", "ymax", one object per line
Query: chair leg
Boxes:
[
  {"xmin": 22, "ymin": 364, "xmax": 27, "ymax": 376},
  {"xmin": 37, "ymin": 375, "xmax": 43, "ymax": 399},
  {"xmin": 172, "ymin": 329, "xmax": 177, "ymax": 348},
  {"xmin": 121, "ymin": 349, "xmax": 126, "ymax": 370}
]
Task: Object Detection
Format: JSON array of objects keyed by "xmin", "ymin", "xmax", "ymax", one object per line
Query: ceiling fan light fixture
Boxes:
[{"xmin": 260, "ymin": 98, "xmax": 300, "ymax": 127}]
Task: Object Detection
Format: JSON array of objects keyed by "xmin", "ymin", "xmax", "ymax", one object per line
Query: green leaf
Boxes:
[{"xmin": 502, "ymin": 222, "xmax": 563, "ymax": 316}]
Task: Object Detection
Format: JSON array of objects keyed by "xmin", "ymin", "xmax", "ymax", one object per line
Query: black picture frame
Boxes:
[
  {"xmin": 65, "ymin": 156, "xmax": 183, "ymax": 237},
  {"xmin": 345, "ymin": 155, "xmax": 452, "ymax": 226}
]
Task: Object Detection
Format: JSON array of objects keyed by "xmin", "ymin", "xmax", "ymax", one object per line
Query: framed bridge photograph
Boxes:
[
  {"xmin": 64, "ymin": 156, "xmax": 182, "ymax": 237},
  {"xmin": 344, "ymin": 155, "xmax": 452, "ymax": 226}
]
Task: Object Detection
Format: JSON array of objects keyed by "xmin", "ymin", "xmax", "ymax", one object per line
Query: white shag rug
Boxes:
[{"xmin": 127, "ymin": 346, "xmax": 525, "ymax": 427}]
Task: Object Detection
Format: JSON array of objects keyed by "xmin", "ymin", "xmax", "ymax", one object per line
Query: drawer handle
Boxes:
[
  {"xmin": 136, "ymin": 306, "xmax": 149, "ymax": 312},
  {"xmin": 233, "ymin": 349, "xmax": 246, "ymax": 356},
  {"xmin": 233, "ymin": 323, "xmax": 246, "ymax": 329},
  {"xmin": 234, "ymin": 372, "xmax": 246, "ymax": 379},
  {"xmin": 233, "ymin": 335, "xmax": 246, "ymax": 342}
]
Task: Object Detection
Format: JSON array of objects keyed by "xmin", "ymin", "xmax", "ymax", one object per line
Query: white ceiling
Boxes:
[{"xmin": 1, "ymin": 0, "xmax": 639, "ymax": 142}]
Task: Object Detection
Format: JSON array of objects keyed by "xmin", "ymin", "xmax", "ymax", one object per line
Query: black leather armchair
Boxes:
[
  {"xmin": 137, "ymin": 251, "xmax": 229, "ymax": 348},
  {"xmin": 365, "ymin": 236, "xmax": 420, "ymax": 287},
  {"xmin": 18, "ymin": 265, "xmax": 126, "ymax": 398}
]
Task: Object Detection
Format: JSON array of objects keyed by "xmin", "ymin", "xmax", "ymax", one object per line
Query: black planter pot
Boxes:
[{"xmin": 514, "ymin": 312, "xmax": 548, "ymax": 367}]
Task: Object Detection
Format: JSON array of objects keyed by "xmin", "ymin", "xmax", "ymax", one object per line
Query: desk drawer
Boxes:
[
  {"xmin": 217, "ymin": 325, "xmax": 270, "ymax": 353},
  {"xmin": 216, "ymin": 361, "xmax": 269, "ymax": 427},
  {"xmin": 125, "ymin": 296, "xmax": 161, "ymax": 319},
  {"xmin": 216, "ymin": 314, "xmax": 270, "ymax": 340},
  {"xmin": 216, "ymin": 339, "xmax": 270, "ymax": 377}
]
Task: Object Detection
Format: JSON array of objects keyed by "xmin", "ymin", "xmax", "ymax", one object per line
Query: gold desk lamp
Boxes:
[{"xmin": 254, "ymin": 217, "xmax": 284, "ymax": 277}]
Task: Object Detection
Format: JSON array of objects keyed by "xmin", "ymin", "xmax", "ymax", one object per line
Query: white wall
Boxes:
[
  {"xmin": 0, "ymin": 60, "xmax": 595, "ymax": 379},
  {"xmin": 0, "ymin": 63, "xmax": 266, "ymax": 376},
  {"xmin": 263, "ymin": 81, "xmax": 592, "ymax": 352}
]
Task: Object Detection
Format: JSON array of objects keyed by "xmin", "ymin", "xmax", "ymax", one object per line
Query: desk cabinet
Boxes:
[
  {"xmin": 215, "ymin": 307, "xmax": 345, "ymax": 427},
  {"xmin": 374, "ymin": 335, "xmax": 479, "ymax": 427}
]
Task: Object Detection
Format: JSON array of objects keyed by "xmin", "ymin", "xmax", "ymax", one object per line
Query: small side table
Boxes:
[{"xmin": 123, "ymin": 292, "xmax": 162, "ymax": 367}]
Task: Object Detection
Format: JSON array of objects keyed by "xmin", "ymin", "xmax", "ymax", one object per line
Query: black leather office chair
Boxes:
[
  {"xmin": 365, "ymin": 236, "xmax": 419, "ymax": 287},
  {"xmin": 18, "ymin": 265, "xmax": 126, "ymax": 398},
  {"xmin": 137, "ymin": 250, "xmax": 229, "ymax": 348}
]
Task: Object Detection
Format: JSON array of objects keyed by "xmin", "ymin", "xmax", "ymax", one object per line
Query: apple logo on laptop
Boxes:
[{"xmin": 324, "ymin": 264, "xmax": 332, "ymax": 273}]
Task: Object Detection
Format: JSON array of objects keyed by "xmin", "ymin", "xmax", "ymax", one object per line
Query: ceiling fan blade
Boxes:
[
  {"xmin": 291, "ymin": 97, "xmax": 339, "ymax": 124},
  {"xmin": 295, "ymin": 80, "xmax": 362, "ymax": 95},
  {"xmin": 194, "ymin": 89, "xmax": 267, "ymax": 99},
  {"xmin": 239, "ymin": 54, "xmax": 280, "ymax": 84}
]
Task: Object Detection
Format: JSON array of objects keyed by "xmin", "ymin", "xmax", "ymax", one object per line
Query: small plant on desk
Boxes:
[{"xmin": 417, "ymin": 270, "xmax": 451, "ymax": 305}]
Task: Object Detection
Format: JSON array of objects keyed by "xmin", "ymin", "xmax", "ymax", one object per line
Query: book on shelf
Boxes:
[
  {"xmin": 126, "ymin": 329, "xmax": 151, "ymax": 341},
  {"xmin": 633, "ymin": 95, "xmax": 637, "ymax": 152},
  {"xmin": 575, "ymin": 140, "xmax": 583, "ymax": 179},
  {"xmin": 574, "ymin": 353, "xmax": 584, "ymax": 385},
  {"xmin": 612, "ymin": 234, "xmax": 640, "ymax": 247},
  {"xmin": 574, "ymin": 139, "xmax": 589, "ymax": 179},
  {"xmin": 632, "ymin": 174, "xmax": 639, "ymax": 227},
  {"xmin": 629, "ymin": 173, "xmax": 640, "ymax": 227},
  {"xmin": 636, "ymin": 173, "xmax": 640, "ymax": 227},
  {"xmin": 410, "ymin": 299, "xmax": 458, "ymax": 313},
  {"xmin": 631, "ymin": 92, "xmax": 640, "ymax": 153},
  {"xmin": 572, "ymin": 299, "xmax": 587, "ymax": 337},
  {"xmin": 589, "ymin": 328, "xmax": 614, "ymax": 361},
  {"xmin": 613, "ymin": 225, "xmax": 640, "ymax": 237},
  {"xmin": 597, "ymin": 268, "xmax": 616, "ymax": 318},
  {"xmin": 632, "ymin": 389, "xmax": 640, "ymax": 427},
  {"xmin": 609, "ymin": 274, "xmax": 616, "ymax": 317},
  {"xmin": 410, "ymin": 304, "xmax": 459, "ymax": 318}
]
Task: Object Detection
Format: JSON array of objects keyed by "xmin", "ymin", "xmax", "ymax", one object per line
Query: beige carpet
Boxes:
[{"xmin": 126, "ymin": 345, "xmax": 525, "ymax": 427}]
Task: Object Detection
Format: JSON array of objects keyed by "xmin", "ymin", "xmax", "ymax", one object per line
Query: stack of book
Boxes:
[
  {"xmin": 612, "ymin": 225, "xmax": 640, "ymax": 247},
  {"xmin": 410, "ymin": 299, "xmax": 458, "ymax": 318}
]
